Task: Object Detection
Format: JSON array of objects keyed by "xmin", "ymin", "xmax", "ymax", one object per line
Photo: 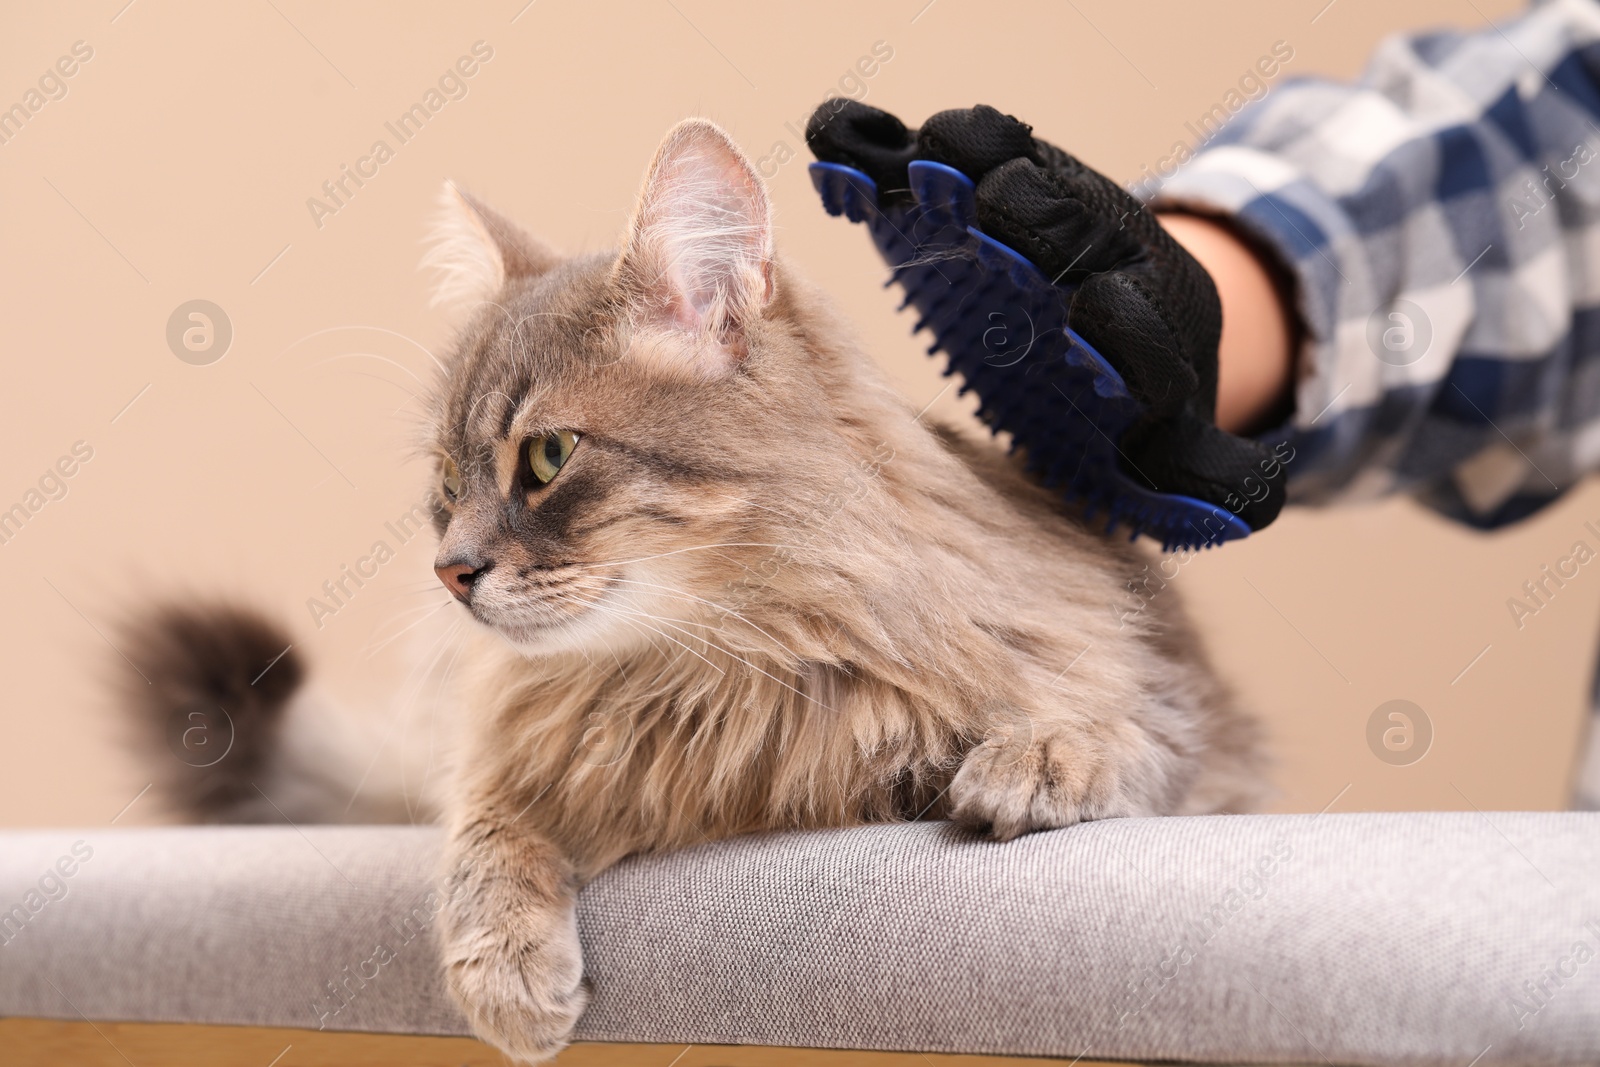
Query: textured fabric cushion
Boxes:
[{"xmin": 1, "ymin": 814, "xmax": 1597, "ymax": 1065}]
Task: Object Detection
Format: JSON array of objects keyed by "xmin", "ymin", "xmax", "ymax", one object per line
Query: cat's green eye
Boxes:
[
  {"xmin": 527, "ymin": 431, "xmax": 579, "ymax": 485},
  {"xmin": 441, "ymin": 456, "xmax": 463, "ymax": 501}
]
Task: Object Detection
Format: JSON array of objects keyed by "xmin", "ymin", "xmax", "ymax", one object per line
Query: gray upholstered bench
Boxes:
[{"xmin": 2, "ymin": 813, "xmax": 1598, "ymax": 1065}]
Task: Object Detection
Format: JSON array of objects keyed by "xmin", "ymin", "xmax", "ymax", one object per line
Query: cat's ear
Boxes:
[
  {"xmin": 424, "ymin": 181, "xmax": 559, "ymax": 308},
  {"xmin": 614, "ymin": 119, "xmax": 774, "ymax": 375}
]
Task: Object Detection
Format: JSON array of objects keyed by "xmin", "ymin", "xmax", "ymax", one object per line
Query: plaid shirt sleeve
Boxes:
[{"xmin": 1147, "ymin": 0, "xmax": 1600, "ymax": 529}]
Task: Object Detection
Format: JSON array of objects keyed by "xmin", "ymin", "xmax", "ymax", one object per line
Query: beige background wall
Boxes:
[{"xmin": 3, "ymin": 0, "xmax": 1569, "ymax": 828}]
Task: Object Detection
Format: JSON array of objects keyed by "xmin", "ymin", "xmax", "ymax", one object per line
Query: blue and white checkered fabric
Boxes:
[
  {"xmin": 1147, "ymin": 0, "xmax": 1600, "ymax": 805},
  {"xmin": 1151, "ymin": 0, "xmax": 1600, "ymax": 529}
]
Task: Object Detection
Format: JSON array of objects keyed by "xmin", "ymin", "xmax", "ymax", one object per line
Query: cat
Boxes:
[{"xmin": 119, "ymin": 118, "xmax": 1264, "ymax": 1063}]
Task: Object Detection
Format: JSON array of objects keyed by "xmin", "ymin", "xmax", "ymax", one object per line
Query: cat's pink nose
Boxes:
[{"xmin": 435, "ymin": 562, "xmax": 484, "ymax": 603}]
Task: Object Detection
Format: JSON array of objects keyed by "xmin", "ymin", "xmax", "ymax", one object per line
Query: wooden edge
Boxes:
[{"xmin": 0, "ymin": 1017, "xmax": 1143, "ymax": 1067}]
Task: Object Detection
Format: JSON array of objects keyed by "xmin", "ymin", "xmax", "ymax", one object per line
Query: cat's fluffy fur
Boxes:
[{"xmin": 120, "ymin": 119, "xmax": 1263, "ymax": 1064}]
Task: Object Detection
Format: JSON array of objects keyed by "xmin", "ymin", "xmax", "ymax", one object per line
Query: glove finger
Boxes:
[
  {"xmin": 1068, "ymin": 270, "xmax": 1200, "ymax": 419},
  {"xmin": 1121, "ymin": 412, "xmax": 1288, "ymax": 532},
  {"xmin": 917, "ymin": 104, "xmax": 1038, "ymax": 182},
  {"xmin": 806, "ymin": 100, "xmax": 919, "ymax": 201},
  {"xmin": 975, "ymin": 158, "xmax": 1143, "ymax": 282}
]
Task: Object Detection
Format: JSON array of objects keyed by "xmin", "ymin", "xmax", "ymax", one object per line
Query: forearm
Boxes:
[
  {"xmin": 1145, "ymin": 1, "xmax": 1600, "ymax": 526},
  {"xmin": 1157, "ymin": 212, "xmax": 1294, "ymax": 435}
]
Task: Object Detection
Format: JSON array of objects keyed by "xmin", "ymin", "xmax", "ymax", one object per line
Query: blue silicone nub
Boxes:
[{"xmin": 809, "ymin": 159, "xmax": 1252, "ymax": 551}]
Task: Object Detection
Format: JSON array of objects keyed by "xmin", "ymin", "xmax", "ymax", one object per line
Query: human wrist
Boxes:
[{"xmin": 1155, "ymin": 211, "xmax": 1295, "ymax": 434}]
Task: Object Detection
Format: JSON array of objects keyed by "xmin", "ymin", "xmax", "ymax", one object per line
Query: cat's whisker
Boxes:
[
  {"xmin": 367, "ymin": 596, "xmax": 457, "ymax": 632},
  {"xmin": 391, "ymin": 620, "xmax": 450, "ymax": 825},
  {"xmin": 275, "ymin": 323, "xmax": 445, "ymax": 373},
  {"xmin": 419, "ymin": 618, "xmax": 472, "ymax": 815},
  {"xmin": 599, "ymin": 616, "xmax": 692, "ymax": 705},
  {"xmin": 585, "ymin": 602, "xmax": 727, "ymax": 676},
  {"xmin": 560, "ymin": 604, "xmax": 723, "ymax": 681},
  {"xmin": 574, "ymin": 639, "xmax": 617, "ymax": 681},
  {"xmin": 566, "ymin": 542, "xmax": 794, "ymax": 571},
  {"xmin": 592, "ymin": 600, "xmax": 835, "ymax": 714},
  {"xmin": 385, "ymin": 582, "xmax": 459, "ymax": 597},
  {"xmin": 593, "ymin": 622, "xmax": 632, "ymax": 680},
  {"xmin": 572, "ymin": 574, "xmax": 800, "ymax": 662},
  {"xmin": 363, "ymin": 596, "xmax": 457, "ymax": 658},
  {"xmin": 324, "ymin": 367, "xmax": 425, "ymax": 402},
  {"xmin": 538, "ymin": 594, "xmax": 612, "ymax": 680},
  {"xmin": 601, "ymin": 607, "xmax": 723, "ymax": 675},
  {"xmin": 345, "ymin": 613, "xmax": 461, "ymax": 821},
  {"xmin": 312, "ymin": 351, "xmax": 430, "ymax": 389},
  {"xmin": 395, "ymin": 613, "xmax": 468, "ymax": 824},
  {"xmin": 381, "ymin": 584, "xmax": 458, "ymax": 605}
]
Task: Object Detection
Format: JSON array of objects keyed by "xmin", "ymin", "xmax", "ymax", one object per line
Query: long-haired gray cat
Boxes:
[{"xmin": 120, "ymin": 118, "xmax": 1262, "ymax": 1063}]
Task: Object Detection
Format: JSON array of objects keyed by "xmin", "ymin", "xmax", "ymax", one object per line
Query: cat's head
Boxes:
[{"xmin": 423, "ymin": 120, "xmax": 888, "ymax": 657}]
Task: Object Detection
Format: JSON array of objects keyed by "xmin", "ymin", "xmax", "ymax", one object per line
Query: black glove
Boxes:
[{"xmin": 807, "ymin": 101, "xmax": 1288, "ymax": 532}]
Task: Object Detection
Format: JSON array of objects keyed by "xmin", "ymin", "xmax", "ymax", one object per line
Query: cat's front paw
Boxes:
[
  {"xmin": 949, "ymin": 717, "xmax": 1161, "ymax": 839},
  {"xmin": 440, "ymin": 897, "xmax": 589, "ymax": 1064}
]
